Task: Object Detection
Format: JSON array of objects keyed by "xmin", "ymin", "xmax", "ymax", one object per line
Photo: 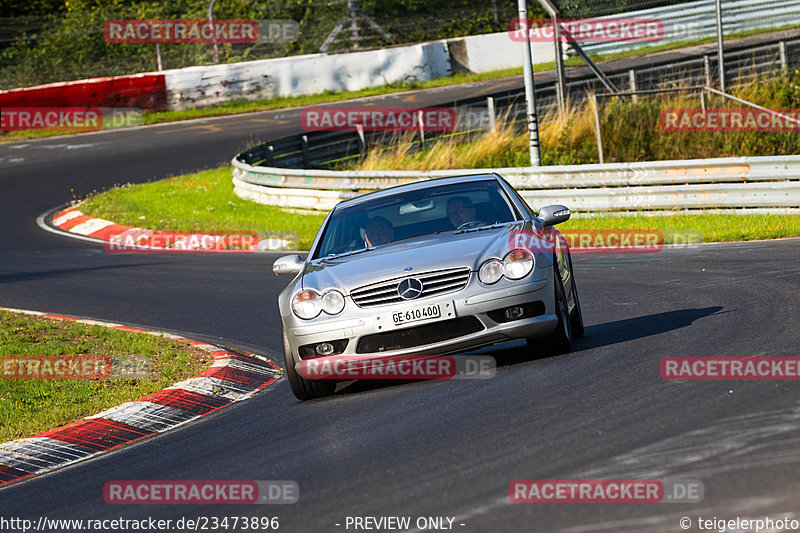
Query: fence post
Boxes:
[
  {"xmin": 591, "ymin": 94, "xmax": 604, "ymax": 164},
  {"xmin": 629, "ymin": 69, "xmax": 638, "ymax": 104},
  {"xmin": 704, "ymin": 55, "xmax": 712, "ymax": 87},
  {"xmin": 266, "ymin": 145, "xmax": 274, "ymax": 166},
  {"xmin": 486, "ymin": 97, "xmax": 496, "ymax": 130},
  {"xmin": 155, "ymin": 44, "xmax": 163, "ymax": 71},
  {"xmin": 356, "ymin": 124, "xmax": 366, "ymax": 154},
  {"xmin": 779, "ymin": 41, "xmax": 787, "ymax": 73},
  {"xmin": 417, "ymin": 110, "xmax": 426, "ymax": 147},
  {"xmin": 301, "ymin": 135, "xmax": 310, "ymax": 167}
]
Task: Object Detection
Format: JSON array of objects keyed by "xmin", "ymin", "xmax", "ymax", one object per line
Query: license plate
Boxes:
[{"xmin": 374, "ymin": 302, "xmax": 453, "ymax": 332}]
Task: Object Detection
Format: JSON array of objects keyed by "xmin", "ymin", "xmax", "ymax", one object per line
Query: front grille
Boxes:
[
  {"xmin": 350, "ymin": 267, "xmax": 471, "ymax": 308},
  {"xmin": 356, "ymin": 316, "xmax": 484, "ymax": 353}
]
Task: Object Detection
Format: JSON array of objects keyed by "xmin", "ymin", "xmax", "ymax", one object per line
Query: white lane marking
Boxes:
[
  {"xmin": 36, "ymin": 209, "xmax": 104, "ymax": 244},
  {"xmin": 88, "ymin": 401, "xmax": 199, "ymax": 433},
  {"xmin": 75, "ymin": 318, "xmax": 124, "ymax": 327},
  {"xmin": 165, "ymin": 376, "xmax": 261, "ymax": 400},
  {"xmin": 52, "ymin": 209, "xmax": 82, "ymax": 226},
  {"xmin": 68, "ymin": 218, "xmax": 115, "ymax": 236},
  {"xmin": 0, "ymin": 437, "xmax": 94, "ymax": 473}
]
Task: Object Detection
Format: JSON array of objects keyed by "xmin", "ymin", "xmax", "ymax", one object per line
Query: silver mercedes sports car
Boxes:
[{"xmin": 273, "ymin": 173, "xmax": 584, "ymax": 400}]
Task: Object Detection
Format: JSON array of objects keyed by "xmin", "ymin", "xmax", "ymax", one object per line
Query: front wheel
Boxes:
[
  {"xmin": 529, "ymin": 266, "xmax": 573, "ymax": 355},
  {"xmin": 567, "ymin": 253, "xmax": 585, "ymax": 338},
  {"xmin": 282, "ymin": 327, "xmax": 336, "ymax": 401}
]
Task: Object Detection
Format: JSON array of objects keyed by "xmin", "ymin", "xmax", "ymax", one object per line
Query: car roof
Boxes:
[{"xmin": 334, "ymin": 173, "xmax": 501, "ymax": 209}]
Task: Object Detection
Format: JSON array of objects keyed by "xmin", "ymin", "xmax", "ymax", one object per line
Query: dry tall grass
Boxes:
[{"xmin": 348, "ymin": 71, "xmax": 800, "ymax": 169}]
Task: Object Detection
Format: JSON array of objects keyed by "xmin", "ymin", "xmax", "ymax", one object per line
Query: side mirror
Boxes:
[
  {"xmin": 538, "ymin": 205, "xmax": 570, "ymax": 226},
  {"xmin": 273, "ymin": 254, "xmax": 304, "ymax": 276}
]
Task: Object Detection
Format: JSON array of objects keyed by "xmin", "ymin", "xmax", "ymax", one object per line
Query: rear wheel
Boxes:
[{"xmin": 282, "ymin": 327, "xmax": 336, "ymax": 401}]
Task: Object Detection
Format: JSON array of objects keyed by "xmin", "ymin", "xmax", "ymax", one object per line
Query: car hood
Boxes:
[{"xmin": 302, "ymin": 222, "xmax": 530, "ymax": 294}]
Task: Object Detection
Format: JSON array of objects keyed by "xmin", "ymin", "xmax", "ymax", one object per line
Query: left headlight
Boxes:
[
  {"xmin": 292, "ymin": 289, "xmax": 345, "ymax": 320},
  {"xmin": 503, "ymin": 249, "xmax": 534, "ymax": 279},
  {"xmin": 321, "ymin": 290, "xmax": 345, "ymax": 315},
  {"xmin": 478, "ymin": 249, "xmax": 535, "ymax": 285},
  {"xmin": 479, "ymin": 259, "xmax": 504, "ymax": 284}
]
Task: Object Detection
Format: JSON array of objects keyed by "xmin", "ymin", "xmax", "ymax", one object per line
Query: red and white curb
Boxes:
[
  {"xmin": 46, "ymin": 206, "xmax": 291, "ymax": 251},
  {"xmin": 0, "ymin": 307, "xmax": 282, "ymax": 488}
]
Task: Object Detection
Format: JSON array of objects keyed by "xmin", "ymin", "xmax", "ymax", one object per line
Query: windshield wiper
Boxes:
[{"xmin": 327, "ymin": 247, "xmax": 374, "ymax": 259}]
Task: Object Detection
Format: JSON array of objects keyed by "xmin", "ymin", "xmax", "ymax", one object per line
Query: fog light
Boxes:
[
  {"xmin": 315, "ymin": 342, "xmax": 335, "ymax": 356},
  {"xmin": 504, "ymin": 306, "xmax": 525, "ymax": 320}
]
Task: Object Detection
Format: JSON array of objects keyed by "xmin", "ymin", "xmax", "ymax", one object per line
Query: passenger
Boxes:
[{"xmin": 365, "ymin": 216, "xmax": 395, "ymax": 246}]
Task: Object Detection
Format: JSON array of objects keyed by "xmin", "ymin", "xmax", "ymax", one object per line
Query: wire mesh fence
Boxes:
[{"xmin": 0, "ymin": 0, "xmax": 531, "ymax": 90}]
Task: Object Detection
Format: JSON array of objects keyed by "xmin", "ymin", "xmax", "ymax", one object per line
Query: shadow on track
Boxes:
[{"xmin": 327, "ymin": 306, "xmax": 725, "ymax": 398}]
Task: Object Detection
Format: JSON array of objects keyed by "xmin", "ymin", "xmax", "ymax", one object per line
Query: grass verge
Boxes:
[
  {"xmin": 77, "ymin": 166, "xmax": 800, "ymax": 249},
  {"xmin": 561, "ymin": 214, "xmax": 800, "ymax": 243},
  {"xmin": 0, "ymin": 310, "xmax": 213, "ymax": 443},
  {"xmin": 78, "ymin": 166, "xmax": 326, "ymax": 250}
]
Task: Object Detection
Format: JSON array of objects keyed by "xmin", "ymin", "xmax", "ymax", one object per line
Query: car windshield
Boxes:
[{"xmin": 314, "ymin": 179, "xmax": 519, "ymax": 258}]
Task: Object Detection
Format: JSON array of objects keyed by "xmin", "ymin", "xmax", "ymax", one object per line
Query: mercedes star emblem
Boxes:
[{"xmin": 397, "ymin": 277, "xmax": 423, "ymax": 300}]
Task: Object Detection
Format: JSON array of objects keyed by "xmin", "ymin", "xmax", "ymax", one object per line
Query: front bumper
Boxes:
[{"xmin": 284, "ymin": 271, "xmax": 557, "ymax": 361}]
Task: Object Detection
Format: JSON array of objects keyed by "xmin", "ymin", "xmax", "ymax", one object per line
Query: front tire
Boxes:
[
  {"xmin": 567, "ymin": 253, "xmax": 585, "ymax": 338},
  {"xmin": 282, "ymin": 327, "xmax": 336, "ymax": 401},
  {"xmin": 530, "ymin": 266, "xmax": 573, "ymax": 354}
]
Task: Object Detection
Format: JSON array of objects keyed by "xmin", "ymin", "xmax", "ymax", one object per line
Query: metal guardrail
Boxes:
[
  {"xmin": 232, "ymin": 155, "xmax": 800, "ymax": 214},
  {"xmin": 570, "ymin": 0, "xmax": 800, "ymax": 57},
  {"xmin": 235, "ymin": 31, "xmax": 800, "ymax": 172},
  {"xmin": 232, "ymin": 31, "xmax": 800, "ymax": 215}
]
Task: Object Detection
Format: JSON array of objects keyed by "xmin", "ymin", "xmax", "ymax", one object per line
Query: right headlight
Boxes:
[
  {"xmin": 292, "ymin": 289, "xmax": 323, "ymax": 319},
  {"xmin": 291, "ymin": 288, "xmax": 346, "ymax": 320}
]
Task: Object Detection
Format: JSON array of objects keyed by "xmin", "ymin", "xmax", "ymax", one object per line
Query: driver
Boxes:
[
  {"xmin": 446, "ymin": 196, "xmax": 478, "ymax": 228},
  {"xmin": 364, "ymin": 216, "xmax": 395, "ymax": 246}
]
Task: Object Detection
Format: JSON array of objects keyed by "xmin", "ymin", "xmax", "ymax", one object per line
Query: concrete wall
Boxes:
[
  {"xmin": 447, "ymin": 31, "xmax": 555, "ymax": 73},
  {"xmin": 165, "ymin": 41, "xmax": 452, "ymax": 110},
  {"xmin": 1, "ymin": 31, "xmax": 551, "ymax": 112}
]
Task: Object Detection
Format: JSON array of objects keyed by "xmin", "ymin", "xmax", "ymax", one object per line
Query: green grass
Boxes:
[
  {"xmin": 77, "ymin": 165, "xmax": 800, "ymax": 250},
  {"xmin": 0, "ymin": 310, "xmax": 213, "ymax": 443},
  {"xmin": 561, "ymin": 213, "xmax": 800, "ymax": 243},
  {"xmin": 79, "ymin": 166, "xmax": 326, "ymax": 250}
]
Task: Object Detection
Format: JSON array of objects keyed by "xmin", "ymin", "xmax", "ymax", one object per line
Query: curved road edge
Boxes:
[
  {"xmin": 39, "ymin": 204, "xmax": 292, "ymax": 252},
  {"xmin": 0, "ymin": 306, "xmax": 283, "ymax": 489}
]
